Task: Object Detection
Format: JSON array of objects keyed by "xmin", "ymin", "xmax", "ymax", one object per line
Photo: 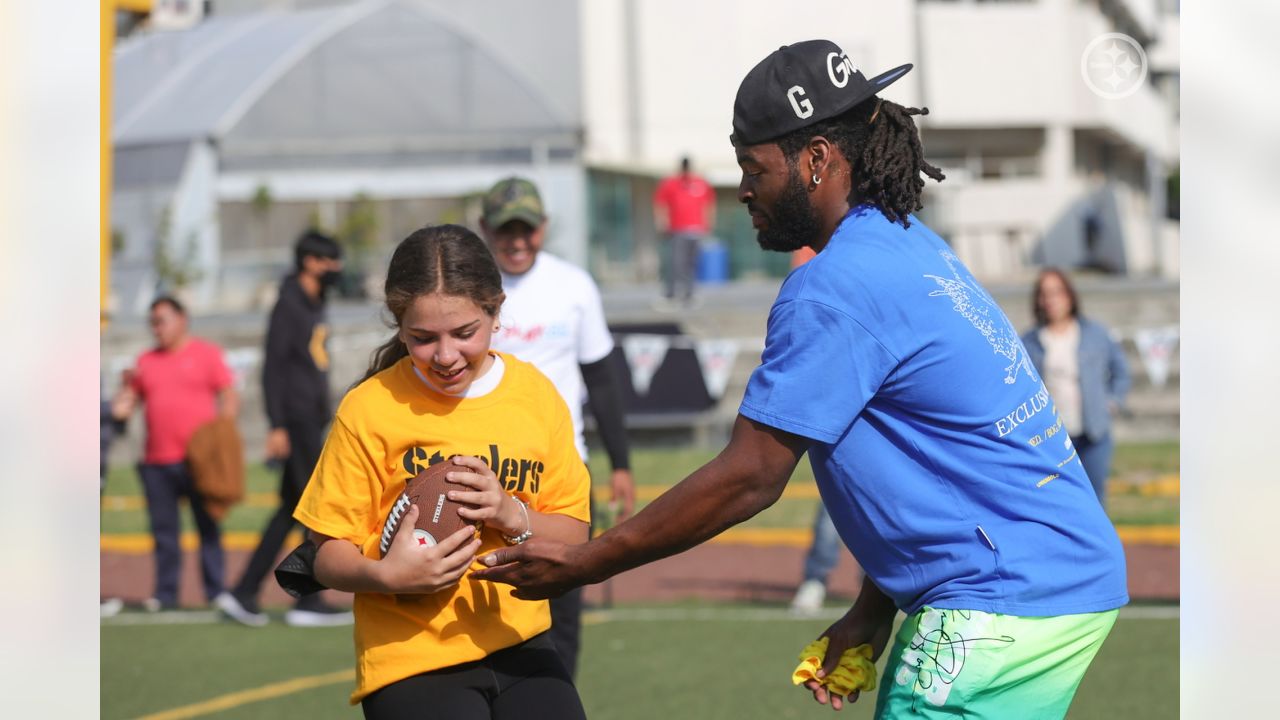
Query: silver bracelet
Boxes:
[{"xmin": 503, "ymin": 496, "xmax": 533, "ymax": 545}]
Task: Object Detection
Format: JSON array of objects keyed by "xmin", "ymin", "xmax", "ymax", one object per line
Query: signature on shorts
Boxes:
[{"xmin": 895, "ymin": 609, "xmax": 1015, "ymax": 708}]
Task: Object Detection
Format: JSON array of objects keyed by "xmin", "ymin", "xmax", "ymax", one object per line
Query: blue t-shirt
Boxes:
[{"xmin": 740, "ymin": 206, "xmax": 1128, "ymax": 617}]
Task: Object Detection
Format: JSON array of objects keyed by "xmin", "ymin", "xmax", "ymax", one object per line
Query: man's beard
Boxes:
[{"xmin": 754, "ymin": 167, "xmax": 823, "ymax": 253}]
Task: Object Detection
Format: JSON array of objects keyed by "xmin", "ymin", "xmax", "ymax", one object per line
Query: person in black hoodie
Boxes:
[{"xmin": 217, "ymin": 229, "xmax": 353, "ymax": 627}]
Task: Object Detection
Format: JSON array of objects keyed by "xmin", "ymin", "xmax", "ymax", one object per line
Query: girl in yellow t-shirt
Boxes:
[{"xmin": 293, "ymin": 224, "xmax": 591, "ymax": 719}]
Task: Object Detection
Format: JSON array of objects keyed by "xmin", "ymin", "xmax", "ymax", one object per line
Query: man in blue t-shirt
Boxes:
[{"xmin": 478, "ymin": 40, "xmax": 1127, "ymax": 719}]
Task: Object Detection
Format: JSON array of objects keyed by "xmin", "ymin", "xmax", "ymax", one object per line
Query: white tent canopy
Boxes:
[
  {"xmin": 111, "ymin": 0, "xmax": 585, "ymax": 314},
  {"xmin": 114, "ymin": 0, "xmax": 581, "ymax": 161}
]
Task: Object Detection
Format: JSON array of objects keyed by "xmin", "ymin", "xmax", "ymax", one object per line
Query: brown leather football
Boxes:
[{"xmin": 378, "ymin": 458, "xmax": 479, "ymax": 557}]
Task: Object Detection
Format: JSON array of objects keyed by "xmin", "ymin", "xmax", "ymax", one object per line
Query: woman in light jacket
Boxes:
[{"xmin": 1021, "ymin": 268, "xmax": 1131, "ymax": 505}]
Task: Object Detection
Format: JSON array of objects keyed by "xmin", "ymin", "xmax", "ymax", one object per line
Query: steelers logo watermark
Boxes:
[
  {"xmin": 1080, "ymin": 33, "xmax": 1148, "ymax": 99},
  {"xmin": 413, "ymin": 529, "xmax": 437, "ymax": 547}
]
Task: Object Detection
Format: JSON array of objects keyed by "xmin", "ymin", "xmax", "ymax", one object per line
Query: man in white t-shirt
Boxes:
[{"xmin": 480, "ymin": 176, "xmax": 636, "ymax": 679}]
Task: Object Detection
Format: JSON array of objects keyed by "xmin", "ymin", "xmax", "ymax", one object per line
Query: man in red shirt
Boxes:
[
  {"xmin": 113, "ymin": 296, "xmax": 239, "ymax": 610},
  {"xmin": 653, "ymin": 156, "xmax": 716, "ymax": 306}
]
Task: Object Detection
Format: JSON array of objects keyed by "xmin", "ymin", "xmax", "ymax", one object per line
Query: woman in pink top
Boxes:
[{"xmin": 113, "ymin": 296, "xmax": 239, "ymax": 610}]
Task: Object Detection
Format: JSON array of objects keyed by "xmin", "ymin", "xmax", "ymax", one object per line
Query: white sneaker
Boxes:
[
  {"xmin": 100, "ymin": 598, "xmax": 124, "ymax": 618},
  {"xmin": 215, "ymin": 592, "xmax": 269, "ymax": 627},
  {"xmin": 285, "ymin": 597, "xmax": 354, "ymax": 628},
  {"xmin": 285, "ymin": 605, "xmax": 354, "ymax": 628},
  {"xmin": 790, "ymin": 579, "xmax": 827, "ymax": 616},
  {"xmin": 140, "ymin": 597, "xmax": 176, "ymax": 613}
]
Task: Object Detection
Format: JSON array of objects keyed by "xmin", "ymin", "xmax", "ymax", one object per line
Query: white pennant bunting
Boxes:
[
  {"xmin": 621, "ymin": 334, "xmax": 672, "ymax": 396},
  {"xmin": 694, "ymin": 339, "xmax": 739, "ymax": 400},
  {"xmin": 1132, "ymin": 326, "xmax": 1179, "ymax": 388}
]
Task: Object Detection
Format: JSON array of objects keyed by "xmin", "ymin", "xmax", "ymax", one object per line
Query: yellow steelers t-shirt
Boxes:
[{"xmin": 293, "ymin": 352, "xmax": 591, "ymax": 703}]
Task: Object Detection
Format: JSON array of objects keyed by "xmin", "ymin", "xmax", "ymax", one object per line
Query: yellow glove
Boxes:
[{"xmin": 792, "ymin": 636, "xmax": 877, "ymax": 697}]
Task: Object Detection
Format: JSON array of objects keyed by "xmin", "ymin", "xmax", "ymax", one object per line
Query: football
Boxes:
[{"xmin": 378, "ymin": 458, "xmax": 479, "ymax": 557}]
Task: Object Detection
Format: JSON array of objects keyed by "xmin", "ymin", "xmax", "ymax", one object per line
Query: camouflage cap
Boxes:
[{"xmin": 482, "ymin": 177, "xmax": 546, "ymax": 228}]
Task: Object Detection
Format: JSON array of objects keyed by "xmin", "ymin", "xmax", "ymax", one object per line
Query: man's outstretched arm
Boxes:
[{"xmin": 474, "ymin": 414, "xmax": 809, "ymax": 598}]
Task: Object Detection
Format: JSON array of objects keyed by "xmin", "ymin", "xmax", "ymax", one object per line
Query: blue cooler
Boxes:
[{"xmin": 696, "ymin": 239, "xmax": 730, "ymax": 285}]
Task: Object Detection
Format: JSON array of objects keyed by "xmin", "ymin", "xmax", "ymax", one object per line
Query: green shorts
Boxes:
[{"xmin": 875, "ymin": 606, "xmax": 1118, "ymax": 719}]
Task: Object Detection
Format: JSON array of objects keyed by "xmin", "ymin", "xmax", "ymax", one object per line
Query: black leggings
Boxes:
[{"xmin": 361, "ymin": 633, "xmax": 586, "ymax": 720}]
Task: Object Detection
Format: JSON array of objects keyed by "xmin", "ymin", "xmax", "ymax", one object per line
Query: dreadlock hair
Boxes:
[
  {"xmin": 775, "ymin": 97, "xmax": 944, "ymax": 227},
  {"xmin": 360, "ymin": 224, "xmax": 505, "ymax": 385}
]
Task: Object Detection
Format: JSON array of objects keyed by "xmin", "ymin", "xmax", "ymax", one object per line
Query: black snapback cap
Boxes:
[{"xmin": 732, "ymin": 39, "xmax": 912, "ymax": 146}]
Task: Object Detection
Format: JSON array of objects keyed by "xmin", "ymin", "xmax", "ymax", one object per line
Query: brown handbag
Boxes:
[{"xmin": 186, "ymin": 417, "xmax": 245, "ymax": 522}]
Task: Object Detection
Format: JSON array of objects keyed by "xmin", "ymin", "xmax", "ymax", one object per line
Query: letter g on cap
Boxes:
[
  {"xmin": 827, "ymin": 52, "xmax": 853, "ymax": 88},
  {"xmin": 787, "ymin": 85, "xmax": 813, "ymax": 119}
]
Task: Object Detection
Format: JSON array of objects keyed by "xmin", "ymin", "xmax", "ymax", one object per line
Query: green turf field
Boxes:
[
  {"xmin": 100, "ymin": 606, "xmax": 1177, "ymax": 719},
  {"xmin": 101, "ymin": 443, "xmax": 1177, "ymax": 718}
]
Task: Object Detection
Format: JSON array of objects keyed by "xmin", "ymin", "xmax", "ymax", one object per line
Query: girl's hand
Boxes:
[
  {"xmin": 377, "ymin": 504, "xmax": 480, "ymax": 594},
  {"xmin": 445, "ymin": 455, "xmax": 526, "ymax": 537}
]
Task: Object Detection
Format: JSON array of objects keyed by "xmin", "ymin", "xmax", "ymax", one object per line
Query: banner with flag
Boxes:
[
  {"xmin": 694, "ymin": 339, "xmax": 739, "ymax": 400},
  {"xmin": 1132, "ymin": 326, "xmax": 1179, "ymax": 388},
  {"xmin": 621, "ymin": 334, "xmax": 672, "ymax": 396}
]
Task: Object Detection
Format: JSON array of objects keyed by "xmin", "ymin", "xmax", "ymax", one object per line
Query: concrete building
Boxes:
[
  {"xmin": 915, "ymin": 0, "xmax": 1179, "ymax": 280},
  {"xmin": 578, "ymin": 0, "xmax": 1179, "ymax": 283}
]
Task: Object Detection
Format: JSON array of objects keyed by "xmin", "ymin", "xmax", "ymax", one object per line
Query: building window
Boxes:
[{"xmin": 587, "ymin": 171, "xmax": 636, "ymax": 278}]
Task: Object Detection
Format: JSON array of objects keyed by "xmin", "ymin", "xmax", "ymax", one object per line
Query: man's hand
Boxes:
[
  {"xmin": 476, "ymin": 415, "xmax": 804, "ymax": 600},
  {"xmin": 265, "ymin": 428, "xmax": 291, "ymax": 460},
  {"xmin": 218, "ymin": 386, "xmax": 240, "ymax": 419},
  {"xmin": 473, "ymin": 539, "xmax": 586, "ymax": 600},
  {"xmin": 802, "ymin": 596, "xmax": 896, "ymax": 710},
  {"xmin": 610, "ymin": 469, "xmax": 636, "ymax": 522},
  {"xmin": 110, "ymin": 385, "xmax": 137, "ymax": 421}
]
